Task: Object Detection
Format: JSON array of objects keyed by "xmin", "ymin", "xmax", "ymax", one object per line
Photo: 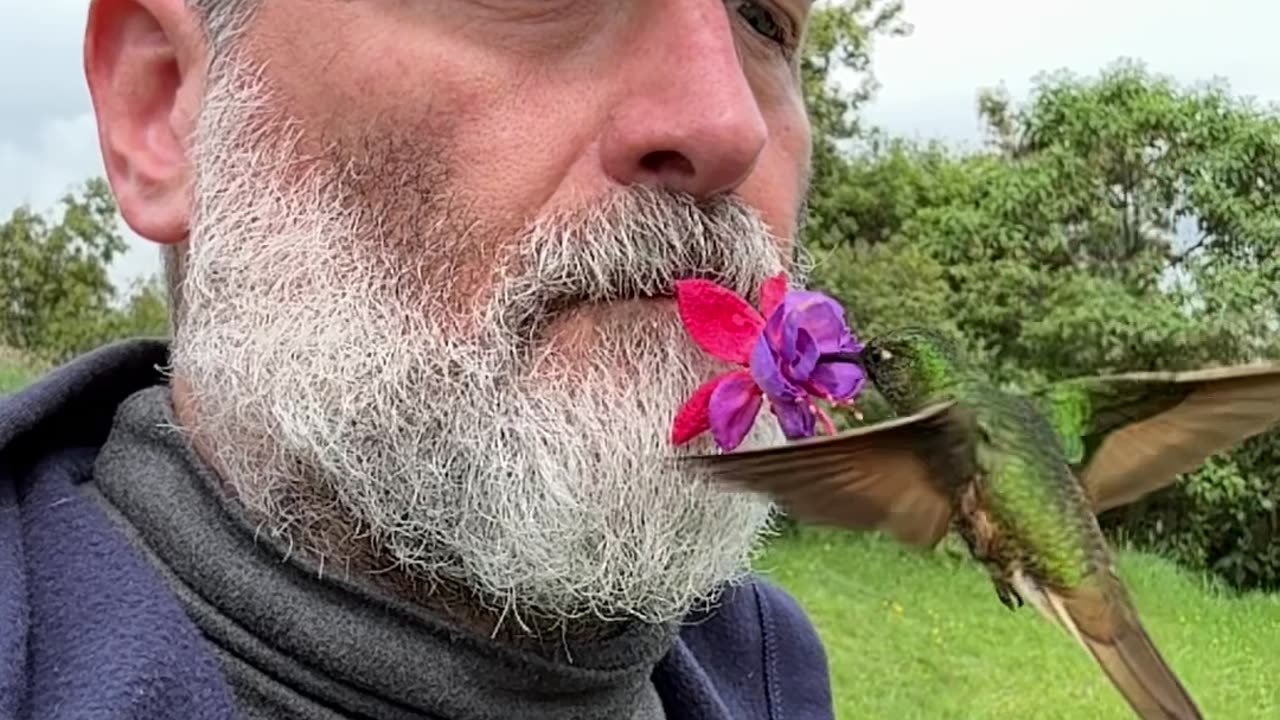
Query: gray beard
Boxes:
[{"xmin": 168, "ymin": 54, "xmax": 796, "ymax": 629}]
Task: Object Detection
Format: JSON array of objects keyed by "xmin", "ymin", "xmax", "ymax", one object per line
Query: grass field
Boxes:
[
  {"xmin": 0, "ymin": 347, "xmax": 41, "ymax": 393},
  {"xmin": 4, "ymin": 350, "xmax": 1277, "ymax": 717},
  {"xmin": 757, "ymin": 525, "xmax": 1280, "ymax": 719}
]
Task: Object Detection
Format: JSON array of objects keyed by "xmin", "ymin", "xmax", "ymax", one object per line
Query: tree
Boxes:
[
  {"xmin": 0, "ymin": 178, "xmax": 168, "ymax": 363},
  {"xmin": 811, "ymin": 60, "xmax": 1280, "ymax": 373},
  {"xmin": 799, "ymin": 0, "xmax": 913, "ymax": 251},
  {"xmin": 112, "ymin": 274, "xmax": 170, "ymax": 339}
]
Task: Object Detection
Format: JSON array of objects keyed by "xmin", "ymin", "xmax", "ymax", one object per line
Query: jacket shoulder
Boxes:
[
  {"xmin": 673, "ymin": 575, "xmax": 834, "ymax": 719},
  {"xmin": 0, "ymin": 338, "xmax": 169, "ymax": 469},
  {"xmin": 0, "ymin": 339, "xmax": 241, "ymax": 720}
]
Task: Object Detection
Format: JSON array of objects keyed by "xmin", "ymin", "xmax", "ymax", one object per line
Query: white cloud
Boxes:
[
  {"xmin": 0, "ymin": 109, "xmax": 160, "ymax": 291},
  {"xmin": 0, "ymin": 1, "xmax": 1276, "ymax": 290},
  {"xmin": 0, "ymin": 111, "xmax": 99, "ymax": 210}
]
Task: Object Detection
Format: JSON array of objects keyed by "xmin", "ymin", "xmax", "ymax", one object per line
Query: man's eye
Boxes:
[{"xmin": 736, "ymin": 2, "xmax": 787, "ymax": 45}]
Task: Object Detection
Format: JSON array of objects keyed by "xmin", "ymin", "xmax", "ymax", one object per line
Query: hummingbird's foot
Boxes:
[{"xmin": 995, "ymin": 583, "xmax": 1023, "ymax": 611}]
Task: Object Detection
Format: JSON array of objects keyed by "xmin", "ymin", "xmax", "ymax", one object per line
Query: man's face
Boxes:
[{"xmin": 167, "ymin": 1, "xmax": 814, "ymax": 626}]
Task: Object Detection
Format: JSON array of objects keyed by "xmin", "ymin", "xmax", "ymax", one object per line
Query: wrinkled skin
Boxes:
[{"xmin": 83, "ymin": 0, "xmax": 816, "ymax": 635}]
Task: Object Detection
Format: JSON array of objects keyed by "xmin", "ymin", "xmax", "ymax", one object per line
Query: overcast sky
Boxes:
[{"xmin": 2, "ymin": 0, "xmax": 1277, "ymax": 288}]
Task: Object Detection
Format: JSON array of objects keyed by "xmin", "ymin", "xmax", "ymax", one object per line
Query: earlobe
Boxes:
[{"xmin": 84, "ymin": 0, "xmax": 206, "ymax": 245}]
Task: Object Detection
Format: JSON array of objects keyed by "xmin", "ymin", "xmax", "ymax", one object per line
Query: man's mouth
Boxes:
[
  {"xmin": 501, "ymin": 264, "xmax": 772, "ymax": 360},
  {"xmin": 558, "ymin": 269, "xmax": 759, "ymax": 308}
]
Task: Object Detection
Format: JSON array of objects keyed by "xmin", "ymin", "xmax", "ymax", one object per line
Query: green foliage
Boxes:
[
  {"xmin": 1107, "ymin": 438, "xmax": 1280, "ymax": 590},
  {"xmin": 0, "ymin": 345, "xmax": 45, "ymax": 393},
  {"xmin": 112, "ymin": 274, "xmax": 170, "ymax": 339},
  {"xmin": 798, "ymin": 52, "xmax": 1280, "ymax": 589},
  {"xmin": 799, "ymin": 0, "xmax": 913, "ymax": 250},
  {"xmin": 0, "ymin": 178, "xmax": 168, "ymax": 365}
]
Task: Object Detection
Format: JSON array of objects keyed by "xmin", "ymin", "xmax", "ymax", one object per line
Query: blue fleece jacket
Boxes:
[{"xmin": 0, "ymin": 339, "xmax": 834, "ymax": 720}]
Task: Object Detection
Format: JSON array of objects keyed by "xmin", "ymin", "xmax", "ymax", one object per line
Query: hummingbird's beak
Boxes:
[{"xmin": 818, "ymin": 349, "xmax": 864, "ymax": 365}]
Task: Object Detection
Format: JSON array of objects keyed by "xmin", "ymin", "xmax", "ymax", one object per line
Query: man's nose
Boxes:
[{"xmin": 600, "ymin": 4, "xmax": 769, "ymax": 199}]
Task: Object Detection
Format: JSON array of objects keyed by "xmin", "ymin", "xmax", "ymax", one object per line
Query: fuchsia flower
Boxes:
[{"xmin": 670, "ymin": 272, "xmax": 867, "ymax": 452}]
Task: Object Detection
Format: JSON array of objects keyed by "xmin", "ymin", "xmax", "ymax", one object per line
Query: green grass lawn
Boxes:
[
  {"xmin": 0, "ymin": 348, "xmax": 41, "ymax": 393},
  {"xmin": 757, "ymin": 525, "xmax": 1280, "ymax": 719}
]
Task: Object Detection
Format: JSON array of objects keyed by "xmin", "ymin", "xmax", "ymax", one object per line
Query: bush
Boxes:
[
  {"xmin": 1101, "ymin": 429, "xmax": 1280, "ymax": 591},
  {"xmin": 0, "ymin": 178, "xmax": 168, "ymax": 366}
]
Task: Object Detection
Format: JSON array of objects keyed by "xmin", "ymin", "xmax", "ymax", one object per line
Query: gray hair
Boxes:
[
  {"xmin": 160, "ymin": 1, "xmax": 259, "ymax": 333},
  {"xmin": 189, "ymin": 0, "xmax": 258, "ymax": 53},
  {"xmin": 160, "ymin": 243, "xmax": 187, "ymax": 336}
]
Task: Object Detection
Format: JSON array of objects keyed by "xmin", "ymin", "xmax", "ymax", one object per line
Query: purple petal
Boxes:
[
  {"xmin": 750, "ymin": 334, "xmax": 820, "ymax": 439},
  {"xmin": 763, "ymin": 297, "xmax": 830, "ymax": 380},
  {"xmin": 768, "ymin": 395, "xmax": 816, "ymax": 439},
  {"xmin": 781, "ymin": 291, "xmax": 856, "ymax": 353},
  {"xmin": 708, "ymin": 372, "xmax": 764, "ymax": 451},
  {"xmin": 789, "ymin": 327, "xmax": 819, "ymax": 382},
  {"xmin": 804, "ymin": 361, "xmax": 867, "ymax": 402},
  {"xmin": 749, "ymin": 334, "xmax": 801, "ymax": 401},
  {"xmin": 762, "ymin": 301, "xmax": 796, "ymax": 363}
]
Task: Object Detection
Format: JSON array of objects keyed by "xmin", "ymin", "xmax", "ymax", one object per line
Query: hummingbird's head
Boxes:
[{"xmin": 858, "ymin": 327, "xmax": 964, "ymax": 412}]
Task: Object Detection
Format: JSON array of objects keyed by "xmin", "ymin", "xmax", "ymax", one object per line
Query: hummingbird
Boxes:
[{"xmin": 679, "ymin": 326, "xmax": 1280, "ymax": 720}]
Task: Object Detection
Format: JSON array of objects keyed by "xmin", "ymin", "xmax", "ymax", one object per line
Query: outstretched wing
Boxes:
[
  {"xmin": 1031, "ymin": 362, "xmax": 1280, "ymax": 513},
  {"xmin": 676, "ymin": 401, "xmax": 975, "ymax": 548}
]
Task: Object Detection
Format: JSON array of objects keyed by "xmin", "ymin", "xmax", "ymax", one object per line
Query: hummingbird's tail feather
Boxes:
[{"xmin": 1043, "ymin": 576, "xmax": 1203, "ymax": 720}]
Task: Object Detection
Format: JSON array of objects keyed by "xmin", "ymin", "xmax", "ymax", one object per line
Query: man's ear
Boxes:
[{"xmin": 84, "ymin": 0, "xmax": 209, "ymax": 245}]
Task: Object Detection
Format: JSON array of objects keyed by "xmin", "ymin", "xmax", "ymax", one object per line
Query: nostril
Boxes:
[{"xmin": 640, "ymin": 150, "xmax": 696, "ymax": 178}]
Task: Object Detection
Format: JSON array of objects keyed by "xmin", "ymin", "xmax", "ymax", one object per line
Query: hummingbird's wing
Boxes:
[
  {"xmin": 1031, "ymin": 362, "xmax": 1280, "ymax": 513},
  {"xmin": 1020, "ymin": 571, "xmax": 1203, "ymax": 719},
  {"xmin": 675, "ymin": 401, "xmax": 974, "ymax": 549}
]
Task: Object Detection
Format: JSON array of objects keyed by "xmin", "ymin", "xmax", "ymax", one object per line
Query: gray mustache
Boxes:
[{"xmin": 493, "ymin": 188, "xmax": 786, "ymax": 344}]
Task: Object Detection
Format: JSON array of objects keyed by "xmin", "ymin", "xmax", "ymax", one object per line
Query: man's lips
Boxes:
[
  {"xmin": 558, "ymin": 295, "xmax": 677, "ymax": 316},
  {"xmin": 557, "ymin": 271, "xmax": 756, "ymax": 308},
  {"xmin": 508, "ymin": 270, "xmax": 764, "ymax": 355}
]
